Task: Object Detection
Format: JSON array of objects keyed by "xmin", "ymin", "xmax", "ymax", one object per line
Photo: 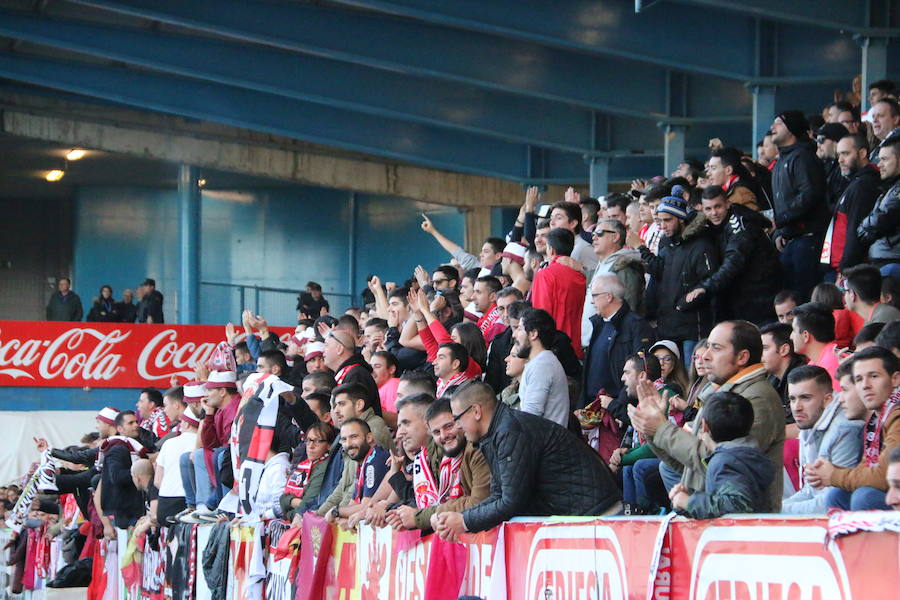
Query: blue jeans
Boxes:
[
  {"xmin": 190, "ymin": 447, "xmax": 228, "ymax": 508},
  {"xmin": 780, "ymin": 235, "xmax": 823, "ymax": 302},
  {"xmin": 659, "ymin": 461, "xmax": 683, "ymax": 493},
  {"xmin": 179, "ymin": 451, "xmax": 196, "ymax": 507},
  {"xmin": 824, "ymin": 486, "xmax": 889, "ymax": 510},
  {"xmin": 681, "ymin": 341, "xmax": 697, "ymax": 365},
  {"xmin": 622, "ymin": 466, "xmax": 636, "ymax": 504},
  {"xmin": 633, "ymin": 458, "xmax": 662, "ymax": 506}
]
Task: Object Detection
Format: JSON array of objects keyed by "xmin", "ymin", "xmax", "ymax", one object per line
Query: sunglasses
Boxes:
[{"xmin": 592, "ymin": 230, "xmax": 618, "ymax": 237}]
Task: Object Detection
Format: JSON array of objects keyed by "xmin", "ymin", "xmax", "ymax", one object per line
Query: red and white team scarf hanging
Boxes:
[
  {"xmin": 413, "ymin": 445, "xmax": 463, "ymax": 509},
  {"xmin": 283, "ymin": 454, "xmax": 329, "ymax": 499},
  {"xmin": 863, "ymin": 389, "xmax": 900, "ymax": 467}
]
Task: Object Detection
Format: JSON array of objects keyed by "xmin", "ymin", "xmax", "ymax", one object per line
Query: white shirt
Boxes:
[
  {"xmin": 156, "ymin": 431, "xmax": 197, "ymax": 497},
  {"xmin": 519, "ymin": 349, "xmax": 570, "ymax": 427}
]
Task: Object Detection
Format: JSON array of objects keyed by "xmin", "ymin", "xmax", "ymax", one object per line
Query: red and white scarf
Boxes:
[
  {"xmin": 283, "ymin": 454, "xmax": 328, "ymax": 499},
  {"xmin": 863, "ymin": 390, "xmax": 900, "ymax": 467},
  {"xmin": 335, "ymin": 363, "xmax": 362, "ymax": 385},
  {"xmin": 476, "ymin": 304, "xmax": 501, "ymax": 335},
  {"xmin": 353, "ymin": 446, "xmax": 378, "ymax": 503},
  {"xmin": 437, "ymin": 372, "xmax": 470, "ymax": 398},
  {"xmin": 141, "ymin": 407, "xmax": 171, "ymax": 439},
  {"xmin": 413, "ymin": 445, "xmax": 463, "ymax": 509}
]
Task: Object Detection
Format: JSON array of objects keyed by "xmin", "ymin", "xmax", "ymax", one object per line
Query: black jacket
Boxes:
[
  {"xmin": 583, "ymin": 303, "xmax": 656, "ymax": 406},
  {"xmin": 823, "ymin": 157, "xmax": 849, "ymax": 213},
  {"xmin": 136, "ymin": 290, "xmax": 165, "ymax": 324},
  {"xmin": 641, "ymin": 213, "xmax": 719, "ymax": 342},
  {"xmin": 829, "ymin": 164, "xmax": 882, "ymax": 271},
  {"xmin": 100, "ymin": 444, "xmax": 145, "ymax": 527},
  {"xmin": 115, "ymin": 300, "xmax": 137, "ymax": 323},
  {"xmin": 46, "ymin": 291, "xmax": 83, "ymax": 322},
  {"xmin": 385, "ymin": 326, "xmax": 428, "ymax": 373},
  {"xmin": 771, "ymin": 140, "xmax": 828, "ymax": 240},
  {"xmin": 699, "ymin": 204, "xmax": 782, "ymax": 324},
  {"xmin": 462, "ymin": 403, "xmax": 621, "ymax": 532},
  {"xmin": 51, "ymin": 445, "xmax": 99, "ymax": 467},
  {"xmin": 484, "ymin": 326, "xmax": 513, "ymax": 395},
  {"xmin": 858, "ymin": 175, "xmax": 900, "ymax": 263},
  {"xmin": 86, "ymin": 299, "xmax": 119, "ymax": 322}
]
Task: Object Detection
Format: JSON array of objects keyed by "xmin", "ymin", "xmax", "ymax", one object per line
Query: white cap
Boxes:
[{"xmin": 204, "ymin": 370, "xmax": 237, "ymax": 389}]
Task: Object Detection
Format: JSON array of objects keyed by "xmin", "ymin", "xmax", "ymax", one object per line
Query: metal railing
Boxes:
[{"xmin": 200, "ymin": 281, "xmax": 354, "ymax": 327}]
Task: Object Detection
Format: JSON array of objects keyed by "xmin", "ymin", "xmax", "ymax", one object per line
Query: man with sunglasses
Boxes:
[
  {"xmin": 323, "ymin": 329, "xmax": 381, "ymax": 415},
  {"xmin": 434, "ymin": 381, "xmax": 620, "ymax": 540},
  {"xmin": 814, "ymin": 123, "xmax": 850, "ymax": 212},
  {"xmin": 580, "ymin": 218, "xmax": 645, "ymax": 348}
]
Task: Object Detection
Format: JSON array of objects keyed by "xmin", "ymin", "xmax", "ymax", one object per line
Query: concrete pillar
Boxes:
[
  {"xmin": 751, "ymin": 85, "xmax": 776, "ymax": 148},
  {"xmin": 861, "ymin": 37, "xmax": 888, "ymax": 112},
  {"xmin": 663, "ymin": 124, "xmax": 686, "ymax": 179},
  {"xmin": 178, "ymin": 164, "xmax": 201, "ymax": 324},
  {"xmin": 588, "ymin": 157, "xmax": 610, "ymax": 198},
  {"xmin": 464, "ymin": 205, "xmax": 492, "ymax": 255}
]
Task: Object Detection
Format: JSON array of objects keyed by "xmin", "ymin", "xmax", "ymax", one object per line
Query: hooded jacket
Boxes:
[
  {"xmin": 647, "ymin": 363, "xmax": 785, "ymax": 511},
  {"xmin": 857, "ymin": 175, "xmax": 900, "ymax": 263},
  {"xmin": 462, "ymin": 402, "xmax": 620, "ymax": 532},
  {"xmin": 684, "ymin": 437, "xmax": 775, "ymax": 519},
  {"xmin": 640, "ymin": 212, "xmax": 719, "ymax": 342},
  {"xmin": 699, "ymin": 203, "xmax": 781, "ymax": 324},
  {"xmin": 771, "ymin": 139, "xmax": 828, "ymax": 240}
]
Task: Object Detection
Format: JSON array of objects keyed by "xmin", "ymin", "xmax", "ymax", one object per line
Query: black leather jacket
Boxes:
[
  {"xmin": 462, "ymin": 403, "xmax": 620, "ymax": 532},
  {"xmin": 771, "ymin": 139, "xmax": 827, "ymax": 240}
]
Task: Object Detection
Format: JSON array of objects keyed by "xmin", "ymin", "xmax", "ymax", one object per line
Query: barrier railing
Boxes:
[
  {"xmin": 200, "ymin": 282, "xmax": 354, "ymax": 327},
  {"xmin": 8, "ymin": 512, "xmax": 897, "ymax": 600}
]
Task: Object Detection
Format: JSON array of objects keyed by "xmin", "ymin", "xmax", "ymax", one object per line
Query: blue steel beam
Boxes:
[
  {"xmin": 671, "ymin": 0, "xmax": 897, "ymax": 36},
  {"xmin": 329, "ymin": 0, "xmax": 754, "ymax": 78},
  {"xmin": 327, "ymin": 0, "xmax": 888, "ymax": 79},
  {"xmin": 0, "ymin": 52, "xmax": 532, "ymax": 180},
  {"xmin": 69, "ymin": 0, "xmax": 747, "ymax": 119},
  {"xmin": 0, "ymin": 8, "xmax": 597, "ymax": 153}
]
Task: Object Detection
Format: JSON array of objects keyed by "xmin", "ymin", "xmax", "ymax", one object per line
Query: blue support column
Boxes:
[
  {"xmin": 860, "ymin": 37, "xmax": 888, "ymax": 112},
  {"xmin": 751, "ymin": 85, "xmax": 776, "ymax": 147},
  {"xmin": 662, "ymin": 124, "xmax": 686, "ymax": 178},
  {"xmin": 178, "ymin": 164, "xmax": 200, "ymax": 324},
  {"xmin": 589, "ymin": 157, "xmax": 610, "ymax": 197}
]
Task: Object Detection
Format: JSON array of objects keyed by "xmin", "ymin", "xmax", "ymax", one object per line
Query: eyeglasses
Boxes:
[
  {"xmin": 591, "ymin": 291, "xmax": 611, "ymax": 298},
  {"xmin": 433, "ymin": 278, "xmax": 449, "ymax": 285},
  {"xmin": 656, "ymin": 355, "xmax": 674, "ymax": 363},
  {"xmin": 452, "ymin": 404, "xmax": 474, "ymax": 422},
  {"xmin": 306, "ymin": 438, "xmax": 328, "ymax": 445},
  {"xmin": 592, "ymin": 230, "xmax": 618, "ymax": 237},
  {"xmin": 326, "ymin": 331, "xmax": 354, "ymax": 351}
]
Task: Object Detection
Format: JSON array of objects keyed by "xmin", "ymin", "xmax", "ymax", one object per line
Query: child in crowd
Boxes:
[{"xmin": 669, "ymin": 391, "xmax": 774, "ymax": 518}]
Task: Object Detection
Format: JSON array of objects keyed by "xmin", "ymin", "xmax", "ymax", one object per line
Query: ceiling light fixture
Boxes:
[
  {"xmin": 46, "ymin": 170, "xmax": 65, "ymax": 182},
  {"xmin": 65, "ymin": 149, "xmax": 86, "ymax": 161},
  {"xmin": 197, "ymin": 178, "xmax": 207, "ymax": 187}
]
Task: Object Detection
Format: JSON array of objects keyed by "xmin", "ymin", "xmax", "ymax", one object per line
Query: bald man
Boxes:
[
  {"xmin": 130, "ymin": 458, "xmax": 157, "ymax": 523},
  {"xmin": 323, "ymin": 330, "xmax": 382, "ymax": 415}
]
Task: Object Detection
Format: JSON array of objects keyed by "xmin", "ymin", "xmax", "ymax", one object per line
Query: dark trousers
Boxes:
[{"xmin": 780, "ymin": 234, "xmax": 823, "ymax": 302}]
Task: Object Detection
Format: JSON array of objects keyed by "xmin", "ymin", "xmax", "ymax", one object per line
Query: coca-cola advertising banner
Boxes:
[{"xmin": 0, "ymin": 321, "xmax": 292, "ymax": 388}]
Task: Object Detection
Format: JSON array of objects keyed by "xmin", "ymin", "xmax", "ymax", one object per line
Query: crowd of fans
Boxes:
[{"xmin": 6, "ymin": 78, "xmax": 900, "ymax": 593}]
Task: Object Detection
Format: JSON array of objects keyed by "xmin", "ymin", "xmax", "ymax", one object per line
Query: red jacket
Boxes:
[{"xmin": 530, "ymin": 256, "xmax": 587, "ymax": 358}]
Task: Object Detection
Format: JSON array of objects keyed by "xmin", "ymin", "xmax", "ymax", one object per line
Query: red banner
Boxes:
[{"xmin": 0, "ymin": 320, "xmax": 292, "ymax": 388}]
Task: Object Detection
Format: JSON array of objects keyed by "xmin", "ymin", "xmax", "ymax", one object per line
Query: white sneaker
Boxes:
[{"xmin": 178, "ymin": 510, "xmax": 205, "ymax": 524}]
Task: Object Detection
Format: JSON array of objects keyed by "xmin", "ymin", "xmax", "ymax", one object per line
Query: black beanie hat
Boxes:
[{"xmin": 776, "ymin": 110, "xmax": 810, "ymax": 140}]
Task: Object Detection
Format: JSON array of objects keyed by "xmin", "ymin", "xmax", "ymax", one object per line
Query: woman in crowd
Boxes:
[
  {"xmin": 87, "ymin": 285, "xmax": 119, "ymax": 322},
  {"xmin": 280, "ymin": 421, "xmax": 337, "ymax": 526}
]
